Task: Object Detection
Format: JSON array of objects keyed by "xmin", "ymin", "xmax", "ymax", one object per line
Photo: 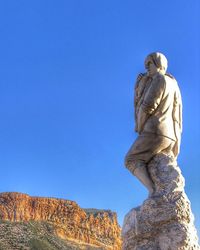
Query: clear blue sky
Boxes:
[{"xmin": 0, "ymin": 0, "xmax": 199, "ymax": 232}]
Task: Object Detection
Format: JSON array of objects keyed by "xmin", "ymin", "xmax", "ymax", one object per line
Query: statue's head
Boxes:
[{"xmin": 145, "ymin": 52, "xmax": 168, "ymax": 76}]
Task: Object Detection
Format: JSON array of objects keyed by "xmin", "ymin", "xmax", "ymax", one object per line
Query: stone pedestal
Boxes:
[{"xmin": 122, "ymin": 154, "xmax": 199, "ymax": 250}]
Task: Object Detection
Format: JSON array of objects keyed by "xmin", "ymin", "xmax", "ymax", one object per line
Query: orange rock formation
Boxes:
[{"xmin": 0, "ymin": 192, "xmax": 121, "ymax": 249}]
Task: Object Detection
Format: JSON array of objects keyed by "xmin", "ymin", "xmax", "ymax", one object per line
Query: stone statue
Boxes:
[
  {"xmin": 122, "ymin": 53, "xmax": 199, "ymax": 249},
  {"xmin": 125, "ymin": 52, "xmax": 182, "ymax": 196}
]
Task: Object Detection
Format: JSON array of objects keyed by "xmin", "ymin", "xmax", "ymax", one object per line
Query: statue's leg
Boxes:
[
  {"xmin": 125, "ymin": 160, "xmax": 155, "ymax": 195},
  {"xmin": 125, "ymin": 134, "xmax": 175, "ymax": 196},
  {"xmin": 133, "ymin": 163, "xmax": 155, "ymax": 195}
]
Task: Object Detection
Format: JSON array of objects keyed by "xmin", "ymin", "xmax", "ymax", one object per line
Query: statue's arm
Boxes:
[
  {"xmin": 134, "ymin": 80, "xmax": 139, "ymax": 132},
  {"xmin": 137, "ymin": 77, "xmax": 165, "ymax": 133},
  {"xmin": 142, "ymin": 77, "xmax": 165, "ymax": 114},
  {"xmin": 134, "ymin": 73, "xmax": 146, "ymax": 132}
]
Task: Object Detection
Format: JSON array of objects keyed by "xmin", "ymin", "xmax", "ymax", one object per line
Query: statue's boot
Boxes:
[{"xmin": 133, "ymin": 164, "xmax": 155, "ymax": 196}]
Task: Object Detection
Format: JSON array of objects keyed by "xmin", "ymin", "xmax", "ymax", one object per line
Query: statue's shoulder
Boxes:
[
  {"xmin": 153, "ymin": 73, "xmax": 166, "ymax": 84},
  {"xmin": 164, "ymin": 73, "xmax": 181, "ymax": 95},
  {"xmin": 165, "ymin": 73, "xmax": 176, "ymax": 80}
]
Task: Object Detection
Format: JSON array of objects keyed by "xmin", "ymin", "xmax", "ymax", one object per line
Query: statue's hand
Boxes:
[
  {"xmin": 136, "ymin": 73, "xmax": 145, "ymax": 83},
  {"xmin": 134, "ymin": 124, "xmax": 138, "ymax": 133},
  {"xmin": 137, "ymin": 108, "xmax": 149, "ymax": 134}
]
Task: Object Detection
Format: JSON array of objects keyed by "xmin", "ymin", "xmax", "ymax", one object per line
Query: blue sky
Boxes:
[{"xmin": 0, "ymin": 0, "xmax": 199, "ymax": 232}]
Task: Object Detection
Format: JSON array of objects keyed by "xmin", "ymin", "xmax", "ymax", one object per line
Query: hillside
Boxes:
[{"xmin": 0, "ymin": 192, "xmax": 121, "ymax": 250}]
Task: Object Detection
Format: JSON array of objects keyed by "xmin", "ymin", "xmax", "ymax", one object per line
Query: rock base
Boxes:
[{"xmin": 122, "ymin": 154, "xmax": 199, "ymax": 250}]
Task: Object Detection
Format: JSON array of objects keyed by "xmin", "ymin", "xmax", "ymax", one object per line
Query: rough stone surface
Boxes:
[
  {"xmin": 122, "ymin": 154, "xmax": 199, "ymax": 250},
  {"xmin": 0, "ymin": 192, "xmax": 121, "ymax": 249}
]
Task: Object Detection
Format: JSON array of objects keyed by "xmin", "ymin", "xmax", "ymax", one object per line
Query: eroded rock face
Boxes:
[
  {"xmin": 122, "ymin": 154, "xmax": 199, "ymax": 250},
  {"xmin": 0, "ymin": 192, "xmax": 121, "ymax": 250}
]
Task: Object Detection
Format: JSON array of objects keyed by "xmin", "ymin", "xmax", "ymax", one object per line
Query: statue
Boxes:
[
  {"xmin": 125, "ymin": 52, "xmax": 182, "ymax": 196},
  {"xmin": 122, "ymin": 53, "xmax": 199, "ymax": 249}
]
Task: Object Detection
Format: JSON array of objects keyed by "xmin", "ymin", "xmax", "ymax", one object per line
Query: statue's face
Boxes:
[{"xmin": 145, "ymin": 60, "xmax": 159, "ymax": 76}]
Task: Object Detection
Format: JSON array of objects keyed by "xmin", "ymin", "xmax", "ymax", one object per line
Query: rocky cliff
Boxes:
[
  {"xmin": 0, "ymin": 192, "xmax": 121, "ymax": 250},
  {"xmin": 122, "ymin": 154, "xmax": 199, "ymax": 250}
]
